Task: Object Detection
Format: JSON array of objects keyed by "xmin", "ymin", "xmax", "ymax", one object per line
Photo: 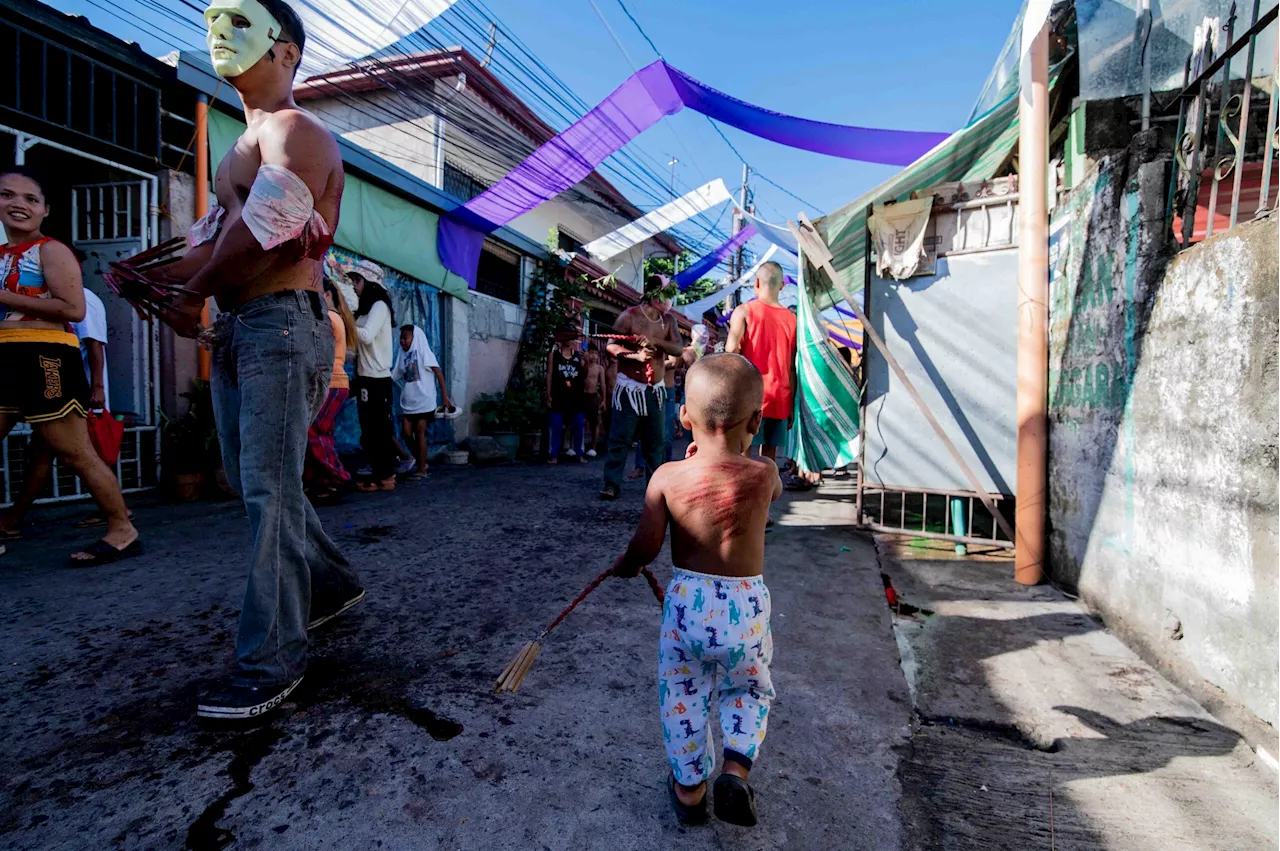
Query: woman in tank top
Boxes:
[{"xmin": 0, "ymin": 166, "xmax": 139, "ymax": 564}]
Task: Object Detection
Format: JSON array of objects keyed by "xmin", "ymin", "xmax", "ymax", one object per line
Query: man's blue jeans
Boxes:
[
  {"xmin": 211, "ymin": 290, "xmax": 362, "ymax": 687},
  {"xmin": 548, "ymin": 410, "xmax": 584, "ymax": 459},
  {"xmin": 602, "ymin": 386, "xmax": 666, "ymax": 491}
]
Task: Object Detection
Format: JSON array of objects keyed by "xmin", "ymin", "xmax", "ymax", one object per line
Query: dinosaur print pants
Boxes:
[{"xmin": 659, "ymin": 567, "xmax": 775, "ymax": 786}]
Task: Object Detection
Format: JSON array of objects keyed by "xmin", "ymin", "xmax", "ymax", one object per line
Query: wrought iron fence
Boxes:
[
  {"xmin": 1166, "ymin": 1, "xmax": 1279, "ymax": 246},
  {"xmin": 854, "ymin": 468, "xmax": 1016, "ymax": 550}
]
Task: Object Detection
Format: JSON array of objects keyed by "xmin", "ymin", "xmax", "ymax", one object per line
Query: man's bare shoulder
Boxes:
[{"xmin": 259, "ymin": 109, "xmax": 338, "ymax": 155}]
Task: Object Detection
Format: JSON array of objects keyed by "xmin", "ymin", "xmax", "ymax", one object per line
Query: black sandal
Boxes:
[
  {"xmin": 599, "ymin": 485, "xmax": 620, "ymax": 501},
  {"xmin": 669, "ymin": 774, "xmax": 709, "ymax": 826},
  {"xmin": 69, "ymin": 538, "xmax": 142, "ymax": 567},
  {"xmin": 713, "ymin": 774, "xmax": 758, "ymax": 827}
]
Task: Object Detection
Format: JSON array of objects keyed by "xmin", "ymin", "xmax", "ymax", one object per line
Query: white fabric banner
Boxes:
[
  {"xmin": 679, "ymin": 245, "xmax": 778, "ymax": 319},
  {"xmin": 740, "ymin": 208, "xmax": 799, "ymax": 257},
  {"xmin": 293, "ymin": 0, "xmax": 459, "ymax": 80},
  {"xmin": 585, "ymin": 179, "xmax": 733, "ymax": 262}
]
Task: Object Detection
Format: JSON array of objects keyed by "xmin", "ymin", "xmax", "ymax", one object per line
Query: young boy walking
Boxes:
[{"xmin": 611, "ymin": 353, "xmax": 782, "ymax": 827}]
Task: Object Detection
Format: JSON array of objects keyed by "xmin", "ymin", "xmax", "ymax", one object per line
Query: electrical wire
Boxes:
[
  {"xmin": 611, "ymin": 0, "xmax": 827, "ymax": 216},
  {"xmin": 83, "ymin": 0, "xmax": 738, "ymax": 253}
]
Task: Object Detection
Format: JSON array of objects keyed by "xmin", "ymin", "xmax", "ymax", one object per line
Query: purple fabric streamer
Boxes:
[
  {"xmin": 828, "ymin": 330, "xmax": 862, "ymax": 350},
  {"xmin": 672, "ymin": 225, "xmax": 757, "ymax": 289},
  {"xmin": 438, "ymin": 60, "xmax": 949, "ymax": 286},
  {"xmin": 664, "ymin": 65, "xmax": 946, "ymax": 167}
]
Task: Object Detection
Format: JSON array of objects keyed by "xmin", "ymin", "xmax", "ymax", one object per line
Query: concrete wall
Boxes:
[
  {"xmin": 458, "ymin": 287, "xmax": 528, "ymax": 439},
  {"xmin": 1047, "ymin": 140, "xmax": 1279, "ymax": 729},
  {"xmin": 308, "ymin": 88, "xmax": 442, "ymax": 188}
]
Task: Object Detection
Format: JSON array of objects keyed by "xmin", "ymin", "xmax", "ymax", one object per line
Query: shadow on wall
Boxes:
[{"xmin": 1045, "ymin": 133, "xmax": 1172, "ymax": 588}]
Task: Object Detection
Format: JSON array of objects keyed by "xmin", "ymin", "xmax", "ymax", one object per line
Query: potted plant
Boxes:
[
  {"xmin": 161, "ymin": 379, "xmax": 220, "ymax": 501},
  {"xmin": 473, "ymin": 388, "xmax": 540, "ymax": 461}
]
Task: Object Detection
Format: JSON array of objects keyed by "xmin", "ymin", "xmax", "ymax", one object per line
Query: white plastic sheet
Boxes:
[
  {"xmin": 292, "ymin": 0, "xmax": 458, "ymax": 80},
  {"xmin": 583, "ymin": 179, "xmax": 733, "ymax": 262}
]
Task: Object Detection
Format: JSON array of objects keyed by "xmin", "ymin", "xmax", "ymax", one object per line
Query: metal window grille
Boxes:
[
  {"xmin": 0, "ymin": 20, "xmax": 162, "ymax": 160},
  {"xmin": 476, "ymin": 241, "xmax": 522, "ymax": 304},
  {"xmin": 443, "ymin": 162, "xmax": 490, "ymax": 202}
]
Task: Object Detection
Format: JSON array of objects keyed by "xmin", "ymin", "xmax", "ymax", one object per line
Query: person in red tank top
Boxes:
[{"xmin": 726, "ymin": 261, "xmax": 797, "ymax": 464}]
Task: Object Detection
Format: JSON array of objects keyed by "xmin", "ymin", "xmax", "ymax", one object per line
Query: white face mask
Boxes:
[{"xmin": 205, "ymin": 0, "xmax": 286, "ymax": 78}]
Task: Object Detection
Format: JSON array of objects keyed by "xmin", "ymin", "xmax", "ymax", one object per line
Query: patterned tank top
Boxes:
[{"xmin": 0, "ymin": 236, "xmax": 58, "ymax": 323}]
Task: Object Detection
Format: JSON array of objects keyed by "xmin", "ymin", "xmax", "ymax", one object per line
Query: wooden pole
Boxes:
[
  {"xmin": 195, "ymin": 94, "xmax": 211, "ymax": 383},
  {"xmin": 1016, "ymin": 22, "xmax": 1049, "ymax": 585},
  {"xmin": 790, "ymin": 215, "xmax": 1016, "ymax": 545}
]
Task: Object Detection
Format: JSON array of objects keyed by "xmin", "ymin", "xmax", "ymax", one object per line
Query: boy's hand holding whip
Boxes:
[{"xmin": 494, "ymin": 561, "xmax": 664, "ymax": 694}]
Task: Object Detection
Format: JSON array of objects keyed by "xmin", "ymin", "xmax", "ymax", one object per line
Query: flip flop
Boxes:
[
  {"xmin": 599, "ymin": 485, "xmax": 620, "ymax": 501},
  {"xmin": 69, "ymin": 538, "xmax": 142, "ymax": 567},
  {"xmin": 669, "ymin": 774, "xmax": 709, "ymax": 826},
  {"xmin": 712, "ymin": 774, "xmax": 758, "ymax": 827},
  {"xmin": 0, "ymin": 529, "xmax": 22, "ymax": 543}
]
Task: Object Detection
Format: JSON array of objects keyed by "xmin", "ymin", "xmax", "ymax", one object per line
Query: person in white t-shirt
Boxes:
[
  {"xmin": 392, "ymin": 324, "xmax": 452, "ymax": 478},
  {"xmin": 76, "ymin": 288, "xmax": 110, "ymax": 411},
  {"xmin": 349, "ymin": 261, "xmax": 400, "ymax": 491}
]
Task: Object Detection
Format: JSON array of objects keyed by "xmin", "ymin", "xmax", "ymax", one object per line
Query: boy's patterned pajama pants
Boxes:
[{"xmin": 659, "ymin": 567, "xmax": 775, "ymax": 786}]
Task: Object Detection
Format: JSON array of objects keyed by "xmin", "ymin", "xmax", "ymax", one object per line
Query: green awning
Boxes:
[{"xmin": 207, "ymin": 109, "xmax": 468, "ymax": 301}]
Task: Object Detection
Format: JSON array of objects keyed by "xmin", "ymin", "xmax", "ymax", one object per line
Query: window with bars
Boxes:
[
  {"xmin": 475, "ymin": 241, "xmax": 522, "ymax": 304},
  {"xmin": 442, "ymin": 162, "xmax": 490, "ymax": 202},
  {"xmin": 557, "ymin": 227, "xmax": 584, "ymax": 255},
  {"xmin": 0, "ymin": 21, "xmax": 161, "ymax": 160}
]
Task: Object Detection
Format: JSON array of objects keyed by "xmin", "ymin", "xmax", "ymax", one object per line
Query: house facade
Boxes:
[{"xmin": 295, "ymin": 49, "xmax": 684, "ymax": 430}]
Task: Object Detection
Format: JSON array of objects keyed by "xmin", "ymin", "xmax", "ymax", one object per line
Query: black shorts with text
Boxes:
[{"xmin": 0, "ymin": 336, "xmax": 89, "ymax": 424}]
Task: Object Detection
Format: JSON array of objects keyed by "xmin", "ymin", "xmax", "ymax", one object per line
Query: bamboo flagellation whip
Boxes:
[{"xmin": 494, "ymin": 566, "xmax": 665, "ymax": 694}]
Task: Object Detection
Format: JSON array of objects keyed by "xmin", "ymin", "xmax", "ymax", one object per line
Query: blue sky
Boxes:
[{"xmin": 48, "ymin": 0, "xmax": 1017, "ymax": 247}]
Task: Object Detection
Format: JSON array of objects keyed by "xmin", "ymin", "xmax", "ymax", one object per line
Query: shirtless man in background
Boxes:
[
  {"xmin": 151, "ymin": 0, "xmax": 363, "ymax": 721},
  {"xmin": 600, "ymin": 274, "xmax": 684, "ymax": 500}
]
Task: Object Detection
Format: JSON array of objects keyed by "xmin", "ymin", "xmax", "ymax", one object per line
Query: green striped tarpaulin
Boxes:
[{"xmin": 787, "ymin": 256, "xmax": 862, "ymax": 474}]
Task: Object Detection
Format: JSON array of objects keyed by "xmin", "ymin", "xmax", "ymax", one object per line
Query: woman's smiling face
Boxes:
[{"xmin": 0, "ymin": 174, "xmax": 48, "ymax": 237}]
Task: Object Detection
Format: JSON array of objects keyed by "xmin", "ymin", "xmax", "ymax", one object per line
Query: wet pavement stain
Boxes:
[
  {"xmin": 295, "ymin": 654, "xmax": 464, "ymax": 741},
  {"xmin": 184, "ymin": 726, "xmax": 284, "ymax": 851}
]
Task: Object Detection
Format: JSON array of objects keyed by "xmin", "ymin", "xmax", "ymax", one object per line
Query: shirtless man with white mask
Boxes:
[{"xmin": 151, "ymin": 0, "xmax": 363, "ymax": 722}]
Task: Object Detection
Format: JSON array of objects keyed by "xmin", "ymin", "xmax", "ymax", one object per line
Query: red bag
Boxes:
[{"xmin": 86, "ymin": 411, "xmax": 125, "ymax": 465}]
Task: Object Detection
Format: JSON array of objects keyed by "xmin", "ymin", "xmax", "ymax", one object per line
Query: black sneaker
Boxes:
[
  {"xmin": 668, "ymin": 774, "xmax": 709, "ymax": 826},
  {"xmin": 713, "ymin": 774, "xmax": 758, "ymax": 827},
  {"xmin": 308, "ymin": 588, "xmax": 366, "ymax": 630},
  {"xmin": 196, "ymin": 676, "xmax": 303, "ymax": 720}
]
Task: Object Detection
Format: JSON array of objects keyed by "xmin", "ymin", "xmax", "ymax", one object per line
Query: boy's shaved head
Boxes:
[{"xmin": 685, "ymin": 353, "xmax": 763, "ymax": 431}]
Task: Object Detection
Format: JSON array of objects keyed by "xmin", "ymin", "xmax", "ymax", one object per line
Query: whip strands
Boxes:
[
  {"xmin": 101, "ymin": 238, "xmax": 190, "ymax": 322},
  {"xmin": 494, "ymin": 566, "xmax": 664, "ymax": 694},
  {"xmin": 590, "ymin": 334, "xmax": 660, "ymax": 384}
]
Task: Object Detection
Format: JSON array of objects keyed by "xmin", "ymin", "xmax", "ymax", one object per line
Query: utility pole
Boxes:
[
  {"xmin": 667, "ymin": 158, "xmax": 680, "ymax": 276},
  {"xmin": 1015, "ymin": 20, "xmax": 1049, "ymax": 586},
  {"xmin": 732, "ymin": 163, "xmax": 750, "ymax": 304}
]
